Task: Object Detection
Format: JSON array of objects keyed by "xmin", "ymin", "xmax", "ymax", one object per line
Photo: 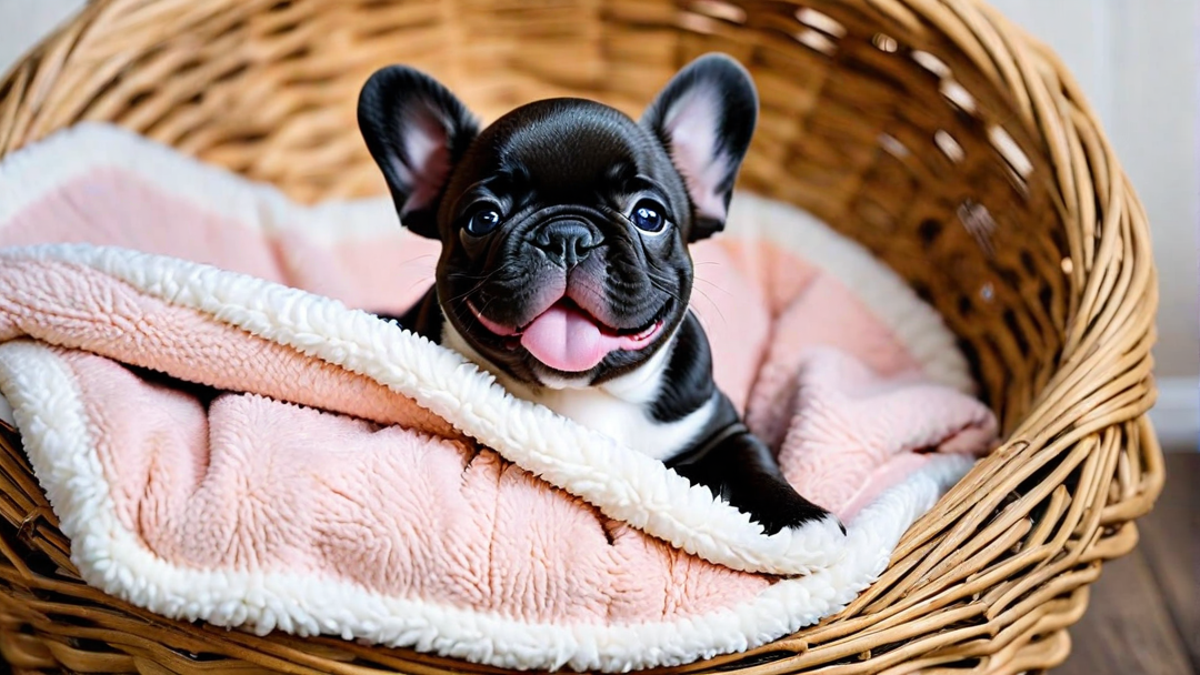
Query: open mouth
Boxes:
[{"xmin": 467, "ymin": 298, "xmax": 667, "ymax": 373}]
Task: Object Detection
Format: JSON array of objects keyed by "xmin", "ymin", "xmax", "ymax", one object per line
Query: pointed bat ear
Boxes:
[
  {"xmin": 357, "ymin": 65, "xmax": 480, "ymax": 239},
  {"xmin": 641, "ymin": 53, "xmax": 758, "ymax": 242}
]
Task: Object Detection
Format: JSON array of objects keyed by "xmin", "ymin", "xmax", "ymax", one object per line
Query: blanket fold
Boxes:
[{"xmin": 0, "ymin": 124, "xmax": 996, "ymax": 672}]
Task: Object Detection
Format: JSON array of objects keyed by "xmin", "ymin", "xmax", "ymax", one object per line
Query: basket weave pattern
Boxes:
[{"xmin": 0, "ymin": 0, "xmax": 1161, "ymax": 673}]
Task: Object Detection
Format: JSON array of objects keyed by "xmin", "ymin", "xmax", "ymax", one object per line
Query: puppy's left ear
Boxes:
[
  {"xmin": 358, "ymin": 65, "xmax": 480, "ymax": 239},
  {"xmin": 641, "ymin": 53, "xmax": 758, "ymax": 242}
]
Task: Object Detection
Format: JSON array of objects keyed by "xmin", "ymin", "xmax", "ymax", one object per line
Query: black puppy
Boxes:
[{"xmin": 358, "ymin": 54, "xmax": 839, "ymax": 536}]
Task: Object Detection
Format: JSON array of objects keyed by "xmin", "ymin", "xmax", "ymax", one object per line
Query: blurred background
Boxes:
[{"xmin": 0, "ymin": 0, "xmax": 1196, "ymax": 453}]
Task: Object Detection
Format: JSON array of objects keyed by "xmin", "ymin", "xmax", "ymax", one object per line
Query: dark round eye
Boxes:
[
  {"xmin": 630, "ymin": 200, "xmax": 667, "ymax": 233},
  {"xmin": 465, "ymin": 208, "xmax": 503, "ymax": 236}
]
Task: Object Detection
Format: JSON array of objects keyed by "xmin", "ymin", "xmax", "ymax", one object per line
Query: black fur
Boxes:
[
  {"xmin": 668, "ymin": 396, "xmax": 837, "ymax": 536},
  {"xmin": 640, "ymin": 54, "xmax": 758, "ymax": 242},
  {"xmin": 649, "ymin": 312, "xmax": 715, "ymax": 423},
  {"xmin": 357, "ymin": 66, "xmax": 481, "ymax": 239},
  {"xmin": 359, "ymin": 54, "xmax": 838, "ymax": 536}
]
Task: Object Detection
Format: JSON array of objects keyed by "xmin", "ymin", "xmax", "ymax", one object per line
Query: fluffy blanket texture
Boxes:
[{"xmin": 0, "ymin": 124, "xmax": 997, "ymax": 671}]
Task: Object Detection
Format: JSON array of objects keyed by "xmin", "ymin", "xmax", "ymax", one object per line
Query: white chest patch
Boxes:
[{"xmin": 443, "ymin": 322, "xmax": 715, "ymax": 461}]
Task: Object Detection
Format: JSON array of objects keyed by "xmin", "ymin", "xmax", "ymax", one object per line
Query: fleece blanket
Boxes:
[{"xmin": 0, "ymin": 124, "xmax": 997, "ymax": 672}]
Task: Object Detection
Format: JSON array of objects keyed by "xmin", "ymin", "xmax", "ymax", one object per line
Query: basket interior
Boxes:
[{"xmin": 0, "ymin": 0, "xmax": 1076, "ymax": 433}]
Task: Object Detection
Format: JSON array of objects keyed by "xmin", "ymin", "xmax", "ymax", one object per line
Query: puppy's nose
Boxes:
[{"xmin": 534, "ymin": 221, "xmax": 598, "ymax": 268}]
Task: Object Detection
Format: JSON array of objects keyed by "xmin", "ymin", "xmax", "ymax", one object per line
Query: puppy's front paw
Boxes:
[{"xmin": 750, "ymin": 487, "xmax": 843, "ymax": 536}]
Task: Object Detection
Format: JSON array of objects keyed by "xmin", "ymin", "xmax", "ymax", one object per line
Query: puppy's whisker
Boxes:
[
  {"xmin": 444, "ymin": 275, "xmax": 504, "ymax": 304},
  {"xmin": 690, "ymin": 287, "xmax": 727, "ymax": 326},
  {"xmin": 474, "ymin": 295, "xmax": 509, "ymax": 324},
  {"xmin": 643, "ymin": 272, "xmax": 725, "ymax": 325},
  {"xmin": 647, "ymin": 280, "xmax": 689, "ymax": 315},
  {"xmin": 405, "ymin": 276, "xmax": 435, "ymax": 293},
  {"xmin": 396, "ymin": 254, "xmax": 437, "ymax": 266},
  {"xmin": 647, "ymin": 277, "xmax": 683, "ymax": 297},
  {"xmin": 693, "ymin": 277, "xmax": 735, "ymax": 297},
  {"xmin": 646, "ymin": 270, "xmax": 685, "ymax": 294},
  {"xmin": 444, "ymin": 267, "xmax": 512, "ymax": 304}
]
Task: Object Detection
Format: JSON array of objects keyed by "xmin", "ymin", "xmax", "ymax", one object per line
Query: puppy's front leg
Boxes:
[{"xmin": 669, "ymin": 427, "xmax": 838, "ymax": 535}]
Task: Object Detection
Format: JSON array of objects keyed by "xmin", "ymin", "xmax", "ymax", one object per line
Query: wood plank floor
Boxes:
[{"xmin": 1054, "ymin": 452, "xmax": 1198, "ymax": 675}]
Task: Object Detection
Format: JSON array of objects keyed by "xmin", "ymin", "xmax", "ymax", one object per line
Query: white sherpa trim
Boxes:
[
  {"xmin": 0, "ymin": 339, "xmax": 973, "ymax": 672},
  {"xmin": 0, "ymin": 123, "xmax": 973, "ymax": 392},
  {"xmin": 0, "ymin": 243, "xmax": 847, "ymax": 575}
]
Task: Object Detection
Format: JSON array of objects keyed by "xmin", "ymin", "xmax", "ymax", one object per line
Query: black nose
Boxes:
[{"xmin": 534, "ymin": 220, "xmax": 599, "ymax": 268}]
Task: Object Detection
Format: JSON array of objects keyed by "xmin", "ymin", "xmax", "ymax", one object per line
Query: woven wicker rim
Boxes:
[{"xmin": 0, "ymin": 0, "xmax": 1162, "ymax": 673}]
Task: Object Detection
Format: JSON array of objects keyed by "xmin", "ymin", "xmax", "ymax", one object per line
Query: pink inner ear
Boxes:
[
  {"xmin": 392, "ymin": 106, "xmax": 451, "ymax": 216},
  {"xmin": 663, "ymin": 88, "xmax": 731, "ymax": 223}
]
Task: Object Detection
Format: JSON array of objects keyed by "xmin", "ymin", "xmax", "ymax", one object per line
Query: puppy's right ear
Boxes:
[
  {"xmin": 358, "ymin": 66, "xmax": 480, "ymax": 239},
  {"xmin": 641, "ymin": 53, "xmax": 757, "ymax": 242}
]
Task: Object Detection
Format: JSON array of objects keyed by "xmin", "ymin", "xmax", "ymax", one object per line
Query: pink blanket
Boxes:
[{"xmin": 0, "ymin": 125, "xmax": 996, "ymax": 671}]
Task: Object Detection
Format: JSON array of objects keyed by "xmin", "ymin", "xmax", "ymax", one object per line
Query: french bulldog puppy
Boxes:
[{"xmin": 358, "ymin": 53, "xmax": 840, "ymax": 536}]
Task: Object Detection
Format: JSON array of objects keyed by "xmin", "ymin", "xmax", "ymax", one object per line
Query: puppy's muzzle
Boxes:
[{"xmin": 533, "ymin": 219, "xmax": 601, "ymax": 269}]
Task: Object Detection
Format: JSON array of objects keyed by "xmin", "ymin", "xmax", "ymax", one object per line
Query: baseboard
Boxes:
[{"xmin": 1149, "ymin": 376, "xmax": 1200, "ymax": 451}]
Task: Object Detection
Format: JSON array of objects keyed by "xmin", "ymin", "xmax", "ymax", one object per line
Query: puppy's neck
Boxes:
[{"xmin": 441, "ymin": 318, "xmax": 717, "ymax": 461}]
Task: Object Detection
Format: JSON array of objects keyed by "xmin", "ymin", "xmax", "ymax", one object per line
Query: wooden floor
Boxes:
[{"xmin": 1054, "ymin": 452, "xmax": 1198, "ymax": 675}]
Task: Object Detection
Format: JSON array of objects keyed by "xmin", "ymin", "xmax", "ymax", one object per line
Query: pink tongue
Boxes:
[{"xmin": 520, "ymin": 304, "xmax": 627, "ymax": 372}]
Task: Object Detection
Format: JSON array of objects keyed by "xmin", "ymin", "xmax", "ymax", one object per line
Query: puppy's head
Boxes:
[{"xmin": 358, "ymin": 54, "xmax": 757, "ymax": 387}]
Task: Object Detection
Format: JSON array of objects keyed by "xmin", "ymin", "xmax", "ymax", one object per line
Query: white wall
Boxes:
[
  {"xmin": 0, "ymin": 0, "xmax": 83, "ymax": 69},
  {"xmin": 1, "ymin": 0, "xmax": 1197, "ymax": 444}
]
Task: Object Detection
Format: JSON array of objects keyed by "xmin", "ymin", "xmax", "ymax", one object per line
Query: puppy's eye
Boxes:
[
  {"xmin": 630, "ymin": 200, "xmax": 667, "ymax": 234},
  {"xmin": 465, "ymin": 208, "xmax": 503, "ymax": 236}
]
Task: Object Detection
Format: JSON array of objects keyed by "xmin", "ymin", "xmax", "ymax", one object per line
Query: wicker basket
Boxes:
[{"xmin": 0, "ymin": 0, "xmax": 1162, "ymax": 673}]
